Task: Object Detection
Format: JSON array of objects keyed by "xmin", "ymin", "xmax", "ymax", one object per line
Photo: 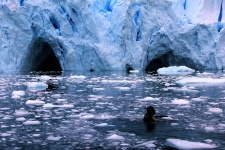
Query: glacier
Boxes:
[{"xmin": 0, "ymin": 0, "xmax": 225, "ymax": 73}]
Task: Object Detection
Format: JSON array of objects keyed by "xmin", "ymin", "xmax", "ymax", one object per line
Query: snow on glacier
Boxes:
[{"xmin": 172, "ymin": 0, "xmax": 225, "ymax": 24}]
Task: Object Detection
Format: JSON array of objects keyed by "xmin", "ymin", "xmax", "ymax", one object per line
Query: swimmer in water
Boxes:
[{"xmin": 143, "ymin": 106, "xmax": 168, "ymax": 123}]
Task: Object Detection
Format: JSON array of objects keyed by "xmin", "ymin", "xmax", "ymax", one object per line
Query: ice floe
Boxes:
[
  {"xmin": 1, "ymin": 133, "xmax": 11, "ymax": 137},
  {"xmin": 129, "ymin": 70, "xmax": 139, "ymax": 73},
  {"xmin": 115, "ymin": 87, "xmax": 131, "ymax": 91},
  {"xmin": 38, "ymin": 75, "xmax": 52, "ymax": 81},
  {"xmin": 43, "ymin": 103, "xmax": 74, "ymax": 108},
  {"xmin": 107, "ymin": 134, "xmax": 125, "ymax": 140},
  {"xmin": 80, "ymin": 113, "xmax": 95, "ymax": 119},
  {"xmin": 47, "ymin": 136, "xmax": 62, "ymax": 141},
  {"xmin": 69, "ymin": 75, "xmax": 86, "ymax": 79},
  {"xmin": 26, "ymin": 100, "xmax": 45, "ymax": 106},
  {"xmin": 136, "ymin": 141, "xmax": 156, "ymax": 148},
  {"xmin": 208, "ymin": 108, "xmax": 223, "ymax": 114},
  {"xmin": 157, "ymin": 66, "xmax": 195, "ymax": 75},
  {"xmin": 140, "ymin": 97, "xmax": 160, "ymax": 101},
  {"xmin": 176, "ymin": 77, "xmax": 225, "ymax": 86},
  {"xmin": 95, "ymin": 123, "xmax": 109, "ymax": 127},
  {"xmin": 23, "ymin": 120, "xmax": 41, "ymax": 125},
  {"xmin": 171, "ymin": 99, "xmax": 190, "ymax": 105},
  {"xmin": 166, "ymin": 138, "xmax": 217, "ymax": 149},
  {"xmin": 12, "ymin": 90, "xmax": 25, "ymax": 99},
  {"xmin": 26, "ymin": 82, "xmax": 48, "ymax": 91},
  {"xmin": 16, "ymin": 117, "xmax": 26, "ymax": 122},
  {"xmin": 205, "ymin": 126, "xmax": 216, "ymax": 132},
  {"xmin": 14, "ymin": 109, "xmax": 31, "ymax": 116},
  {"xmin": 12, "ymin": 91, "xmax": 25, "ymax": 96}
]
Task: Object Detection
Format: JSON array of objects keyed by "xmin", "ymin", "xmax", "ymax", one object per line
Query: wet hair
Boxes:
[{"xmin": 146, "ymin": 106, "xmax": 156, "ymax": 116}]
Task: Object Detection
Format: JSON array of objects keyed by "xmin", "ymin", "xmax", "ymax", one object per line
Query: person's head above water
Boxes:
[
  {"xmin": 143, "ymin": 106, "xmax": 168, "ymax": 123},
  {"xmin": 146, "ymin": 106, "xmax": 156, "ymax": 117}
]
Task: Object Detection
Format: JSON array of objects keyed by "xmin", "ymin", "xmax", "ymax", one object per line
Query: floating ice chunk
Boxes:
[
  {"xmin": 0, "ymin": 125, "xmax": 8, "ymax": 128},
  {"xmin": 39, "ymin": 75, "xmax": 51, "ymax": 81},
  {"xmin": 26, "ymin": 82, "xmax": 48, "ymax": 91},
  {"xmin": 93, "ymin": 88, "xmax": 105, "ymax": 91},
  {"xmin": 205, "ymin": 126, "xmax": 216, "ymax": 132},
  {"xmin": 51, "ymin": 94, "xmax": 61, "ymax": 98},
  {"xmin": 56, "ymin": 99, "xmax": 67, "ymax": 102},
  {"xmin": 61, "ymin": 104, "xmax": 74, "ymax": 108},
  {"xmin": 80, "ymin": 114, "xmax": 95, "ymax": 119},
  {"xmin": 191, "ymin": 97, "xmax": 207, "ymax": 102},
  {"xmin": 162, "ymin": 116, "xmax": 173, "ymax": 120},
  {"xmin": 43, "ymin": 103, "xmax": 55, "ymax": 108},
  {"xmin": 172, "ymin": 99, "xmax": 189, "ymax": 105},
  {"xmin": 157, "ymin": 66, "xmax": 195, "ymax": 75},
  {"xmin": 219, "ymin": 124, "xmax": 225, "ymax": 127},
  {"xmin": 137, "ymin": 141, "xmax": 156, "ymax": 148},
  {"xmin": 146, "ymin": 78, "xmax": 155, "ymax": 81},
  {"xmin": 43, "ymin": 103, "xmax": 74, "ymax": 108},
  {"xmin": 33, "ymin": 134, "xmax": 41, "ymax": 137},
  {"xmin": 23, "ymin": 120, "xmax": 41, "ymax": 125},
  {"xmin": 2, "ymin": 116, "xmax": 12, "ymax": 120},
  {"xmin": 47, "ymin": 136, "xmax": 62, "ymax": 141},
  {"xmin": 12, "ymin": 90, "xmax": 25, "ymax": 99},
  {"xmin": 204, "ymin": 139, "xmax": 213, "ymax": 143},
  {"xmin": 208, "ymin": 108, "xmax": 223, "ymax": 114},
  {"xmin": 115, "ymin": 87, "xmax": 130, "ymax": 91},
  {"xmin": 11, "ymin": 95, "xmax": 21, "ymax": 99},
  {"xmin": 176, "ymin": 77, "xmax": 225, "ymax": 86},
  {"xmin": 173, "ymin": 86, "xmax": 199, "ymax": 93},
  {"xmin": 69, "ymin": 75, "xmax": 86, "ymax": 79},
  {"xmin": 26, "ymin": 100, "xmax": 45, "ymax": 106},
  {"xmin": 107, "ymin": 134, "xmax": 125, "ymax": 140},
  {"xmin": 95, "ymin": 114, "xmax": 116, "ymax": 119},
  {"xmin": 141, "ymin": 97, "xmax": 159, "ymax": 101},
  {"xmin": 166, "ymin": 138, "xmax": 217, "ymax": 149},
  {"xmin": 16, "ymin": 117, "xmax": 26, "ymax": 122},
  {"xmin": 129, "ymin": 70, "xmax": 139, "ymax": 73},
  {"xmin": 95, "ymin": 123, "xmax": 109, "ymax": 127},
  {"xmin": 0, "ymin": 108, "xmax": 10, "ymax": 111},
  {"xmin": 14, "ymin": 109, "xmax": 31, "ymax": 116},
  {"xmin": 12, "ymin": 91, "xmax": 25, "ymax": 96},
  {"xmin": 171, "ymin": 123, "xmax": 179, "ymax": 126},
  {"xmin": 102, "ymin": 80, "xmax": 136, "ymax": 84},
  {"xmin": 1, "ymin": 133, "xmax": 11, "ymax": 137}
]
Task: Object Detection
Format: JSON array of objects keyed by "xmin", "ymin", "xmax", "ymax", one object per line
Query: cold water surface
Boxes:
[{"xmin": 0, "ymin": 71, "xmax": 224, "ymax": 149}]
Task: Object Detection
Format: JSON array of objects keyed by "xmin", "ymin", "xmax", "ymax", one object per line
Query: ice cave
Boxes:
[
  {"xmin": 21, "ymin": 38, "xmax": 62, "ymax": 72},
  {"xmin": 145, "ymin": 57, "xmax": 169, "ymax": 73},
  {"xmin": 145, "ymin": 52, "xmax": 198, "ymax": 73}
]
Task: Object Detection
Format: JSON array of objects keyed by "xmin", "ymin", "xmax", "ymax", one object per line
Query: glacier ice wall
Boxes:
[{"xmin": 0, "ymin": 0, "xmax": 225, "ymax": 72}]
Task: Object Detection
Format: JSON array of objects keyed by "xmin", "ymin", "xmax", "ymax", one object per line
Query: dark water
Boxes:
[{"xmin": 0, "ymin": 71, "xmax": 224, "ymax": 149}]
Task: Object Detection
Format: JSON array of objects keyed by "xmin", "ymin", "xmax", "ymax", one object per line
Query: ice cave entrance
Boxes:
[
  {"xmin": 145, "ymin": 52, "xmax": 197, "ymax": 73},
  {"xmin": 145, "ymin": 53, "xmax": 170, "ymax": 73},
  {"xmin": 23, "ymin": 38, "xmax": 62, "ymax": 72}
]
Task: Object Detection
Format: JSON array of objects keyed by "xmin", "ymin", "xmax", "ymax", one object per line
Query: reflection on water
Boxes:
[{"xmin": 0, "ymin": 71, "xmax": 224, "ymax": 149}]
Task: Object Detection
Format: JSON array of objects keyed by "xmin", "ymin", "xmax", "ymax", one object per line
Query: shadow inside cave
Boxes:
[{"xmin": 21, "ymin": 38, "xmax": 62, "ymax": 72}]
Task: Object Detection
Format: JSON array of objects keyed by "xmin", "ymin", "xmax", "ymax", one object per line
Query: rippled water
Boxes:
[{"xmin": 0, "ymin": 71, "xmax": 224, "ymax": 149}]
